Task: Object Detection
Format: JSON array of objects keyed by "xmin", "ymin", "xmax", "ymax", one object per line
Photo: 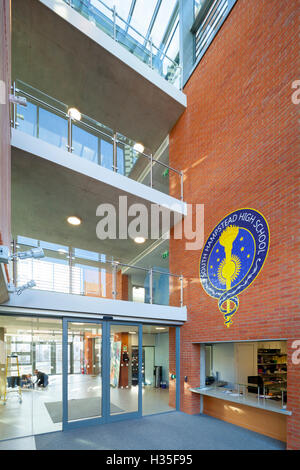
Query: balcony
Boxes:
[
  {"xmin": 62, "ymin": 0, "xmax": 182, "ymax": 89},
  {"xmin": 12, "ymin": 0, "xmax": 186, "ymax": 151},
  {"xmin": 3, "ymin": 236, "xmax": 186, "ymax": 323},
  {"xmin": 11, "ymin": 80, "xmax": 184, "ymax": 200}
]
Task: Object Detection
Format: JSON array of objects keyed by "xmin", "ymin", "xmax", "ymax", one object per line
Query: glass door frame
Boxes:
[
  {"xmin": 62, "ymin": 317, "xmax": 105, "ymax": 430},
  {"xmin": 107, "ymin": 321, "xmax": 143, "ymax": 423},
  {"xmin": 62, "ymin": 319, "xmax": 180, "ymax": 430},
  {"xmin": 106, "ymin": 321, "xmax": 181, "ymax": 421}
]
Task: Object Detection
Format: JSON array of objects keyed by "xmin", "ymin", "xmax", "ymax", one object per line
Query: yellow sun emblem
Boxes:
[{"xmin": 217, "ymin": 254, "xmax": 241, "ymax": 285}]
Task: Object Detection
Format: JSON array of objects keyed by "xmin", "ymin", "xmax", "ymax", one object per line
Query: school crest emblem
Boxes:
[{"xmin": 200, "ymin": 209, "xmax": 270, "ymax": 327}]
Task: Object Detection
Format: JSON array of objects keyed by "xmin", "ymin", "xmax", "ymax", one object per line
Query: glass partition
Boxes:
[
  {"xmin": 13, "ymin": 80, "xmax": 183, "ymax": 199},
  {"xmin": 152, "ymin": 270, "xmax": 182, "ymax": 307},
  {"xmin": 0, "ymin": 316, "xmax": 63, "ymax": 440},
  {"xmin": 119, "ymin": 265, "xmax": 150, "ymax": 304},
  {"xmin": 0, "ymin": 317, "xmax": 178, "ymax": 439},
  {"xmin": 16, "ymin": 239, "xmax": 70, "ymax": 294},
  {"xmin": 67, "ymin": 321, "xmax": 102, "ymax": 422},
  {"xmin": 72, "ymin": 249, "xmax": 114, "ymax": 299},
  {"xmin": 15, "ymin": 81, "xmax": 68, "ymax": 150},
  {"xmin": 142, "ymin": 325, "xmax": 176, "ymax": 415},
  {"xmin": 110, "ymin": 324, "xmax": 139, "ymax": 415},
  {"xmin": 12, "ymin": 236, "xmax": 184, "ymax": 307},
  {"xmin": 200, "ymin": 340, "xmax": 288, "ymax": 413}
]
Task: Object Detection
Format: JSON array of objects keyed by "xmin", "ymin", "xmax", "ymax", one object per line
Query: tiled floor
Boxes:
[{"xmin": 0, "ymin": 436, "xmax": 36, "ymax": 450}]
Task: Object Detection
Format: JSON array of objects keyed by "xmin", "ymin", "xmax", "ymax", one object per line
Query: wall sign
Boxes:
[{"xmin": 199, "ymin": 208, "xmax": 270, "ymax": 328}]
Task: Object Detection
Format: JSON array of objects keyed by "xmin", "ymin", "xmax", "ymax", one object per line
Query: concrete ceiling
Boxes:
[
  {"xmin": 11, "ymin": 147, "xmax": 173, "ymax": 266},
  {"xmin": 12, "ymin": 0, "xmax": 186, "ymax": 153}
]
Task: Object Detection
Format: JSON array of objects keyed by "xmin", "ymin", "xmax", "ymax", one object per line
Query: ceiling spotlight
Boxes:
[
  {"xmin": 133, "ymin": 143, "xmax": 145, "ymax": 153},
  {"xmin": 67, "ymin": 216, "xmax": 82, "ymax": 226},
  {"xmin": 67, "ymin": 107, "xmax": 81, "ymax": 121},
  {"xmin": 134, "ymin": 237, "xmax": 146, "ymax": 244}
]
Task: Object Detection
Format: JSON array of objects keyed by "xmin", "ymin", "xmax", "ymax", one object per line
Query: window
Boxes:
[
  {"xmin": 201, "ymin": 341, "xmax": 287, "ymax": 410},
  {"xmin": 193, "ymin": 0, "xmax": 235, "ymax": 64}
]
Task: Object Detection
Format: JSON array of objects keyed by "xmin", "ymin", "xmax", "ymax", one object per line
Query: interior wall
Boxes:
[
  {"xmin": 155, "ymin": 332, "xmax": 169, "ymax": 385},
  {"xmin": 212, "ymin": 343, "xmax": 235, "ymax": 384},
  {"xmin": 144, "ymin": 347, "xmax": 154, "ymax": 385},
  {"xmin": 137, "ymin": 332, "xmax": 170, "ymax": 386},
  {"xmin": 209, "ymin": 341, "xmax": 287, "ymax": 386}
]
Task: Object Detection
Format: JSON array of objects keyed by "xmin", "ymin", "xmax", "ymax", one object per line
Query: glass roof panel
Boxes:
[
  {"xmin": 91, "ymin": 0, "xmax": 132, "ymax": 20},
  {"xmin": 90, "ymin": 0, "xmax": 179, "ymax": 62},
  {"xmin": 165, "ymin": 21, "xmax": 179, "ymax": 61},
  {"xmin": 194, "ymin": 0, "xmax": 203, "ymax": 18},
  {"xmin": 150, "ymin": 0, "xmax": 176, "ymax": 49},
  {"xmin": 129, "ymin": 0, "xmax": 158, "ymax": 37}
]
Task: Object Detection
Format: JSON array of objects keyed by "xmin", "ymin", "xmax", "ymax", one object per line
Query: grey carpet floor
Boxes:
[
  {"xmin": 45, "ymin": 398, "xmax": 123, "ymax": 423},
  {"xmin": 35, "ymin": 412, "xmax": 286, "ymax": 450}
]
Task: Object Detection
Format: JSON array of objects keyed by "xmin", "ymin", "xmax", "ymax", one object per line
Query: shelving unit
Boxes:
[{"xmin": 257, "ymin": 348, "xmax": 287, "ymax": 402}]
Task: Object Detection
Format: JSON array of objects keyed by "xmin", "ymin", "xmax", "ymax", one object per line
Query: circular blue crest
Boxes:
[{"xmin": 200, "ymin": 208, "xmax": 270, "ymax": 327}]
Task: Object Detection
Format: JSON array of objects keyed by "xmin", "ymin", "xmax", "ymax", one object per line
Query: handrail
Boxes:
[
  {"xmin": 63, "ymin": 0, "xmax": 182, "ymax": 89},
  {"xmin": 79, "ymin": 0, "xmax": 178, "ymax": 67},
  {"xmin": 12, "ymin": 237, "xmax": 184, "ymax": 307},
  {"xmin": 12, "ymin": 80, "xmax": 184, "ymax": 200}
]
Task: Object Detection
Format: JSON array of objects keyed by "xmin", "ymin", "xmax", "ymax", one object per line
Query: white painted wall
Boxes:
[
  {"xmin": 212, "ymin": 343, "xmax": 236, "ymax": 384},
  {"xmin": 235, "ymin": 342, "xmax": 256, "ymax": 386},
  {"xmin": 155, "ymin": 332, "xmax": 169, "ymax": 385},
  {"xmin": 210, "ymin": 341, "xmax": 287, "ymax": 387},
  {"xmin": 144, "ymin": 347, "xmax": 155, "ymax": 385}
]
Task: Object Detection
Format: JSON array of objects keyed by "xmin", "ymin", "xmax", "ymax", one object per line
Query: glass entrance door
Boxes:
[
  {"xmin": 109, "ymin": 324, "xmax": 140, "ymax": 418},
  {"xmin": 63, "ymin": 320, "xmax": 142, "ymax": 427},
  {"xmin": 1, "ymin": 317, "xmax": 178, "ymax": 439},
  {"xmin": 64, "ymin": 320, "xmax": 103, "ymax": 426}
]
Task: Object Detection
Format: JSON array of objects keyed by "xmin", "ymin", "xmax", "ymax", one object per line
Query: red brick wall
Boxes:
[{"xmin": 169, "ymin": 0, "xmax": 299, "ymax": 449}]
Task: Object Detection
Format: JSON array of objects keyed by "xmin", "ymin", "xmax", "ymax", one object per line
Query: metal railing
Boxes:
[
  {"xmin": 11, "ymin": 237, "xmax": 184, "ymax": 308},
  {"xmin": 63, "ymin": 0, "xmax": 182, "ymax": 89},
  {"xmin": 11, "ymin": 80, "xmax": 184, "ymax": 200}
]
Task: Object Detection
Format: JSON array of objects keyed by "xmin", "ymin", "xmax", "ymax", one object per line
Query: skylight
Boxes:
[{"xmin": 90, "ymin": 0, "xmax": 179, "ymax": 55}]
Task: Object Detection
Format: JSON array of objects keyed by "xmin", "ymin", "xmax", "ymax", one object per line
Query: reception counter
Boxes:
[{"xmin": 190, "ymin": 386, "xmax": 291, "ymax": 442}]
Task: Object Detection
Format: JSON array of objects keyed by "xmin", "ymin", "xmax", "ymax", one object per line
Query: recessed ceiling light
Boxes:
[
  {"xmin": 67, "ymin": 107, "xmax": 81, "ymax": 121},
  {"xmin": 133, "ymin": 143, "xmax": 145, "ymax": 153},
  {"xmin": 155, "ymin": 327, "xmax": 166, "ymax": 330},
  {"xmin": 134, "ymin": 237, "xmax": 146, "ymax": 244},
  {"xmin": 67, "ymin": 216, "xmax": 82, "ymax": 226}
]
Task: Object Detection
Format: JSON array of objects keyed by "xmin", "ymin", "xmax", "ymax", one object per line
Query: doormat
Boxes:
[{"xmin": 45, "ymin": 398, "xmax": 124, "ymax": 423}]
